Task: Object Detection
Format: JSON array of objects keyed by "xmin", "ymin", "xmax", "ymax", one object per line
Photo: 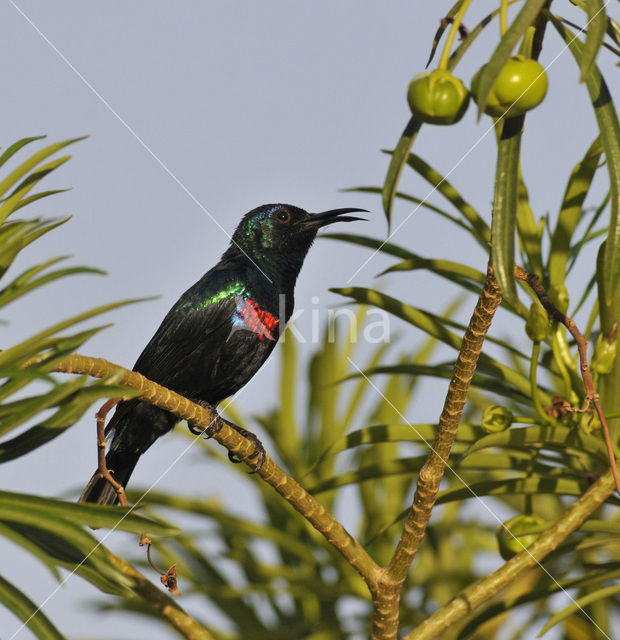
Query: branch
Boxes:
[
  {"xmin": 514, "ymin": 266, "xmax": 620, "ymax": 494},
  {"xmin": 52, "ymin": 354, "xmax": 381, "ymax": 592},
  {"xmin": 405, "ymin": 266, "xmax": 619, "ymax": 639},
  {"xmin": 371, "ymin": 259, "xmax": 502, "ymax": 640},
  {"xmin": 405, "ymin": 462, "xmax": 617, "ymax": 639}
]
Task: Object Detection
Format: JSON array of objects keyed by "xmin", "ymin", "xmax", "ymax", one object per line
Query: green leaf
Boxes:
[
  {"xmin": 0, "ymin": 381, "xmax": 139, "ymax": 462},
  {"xmin": 343, "ymin": 186, "xmax": 477, "ymax": 236},
  {"xmin": 397, "ymin": 151, "xmax": 491, "ymax": 245},
  {"xmin": 447, "ymin": 1, "xmax": 523, "ymax": 70},
  {"xmin": 0, "ymin": 136, "xmax": 46, "ymax": 169},
  {"xmin": 0, "ymin": 521, "xmax": 61, "ymax": 580},
  {"xmin": 9, "ymin": 189, "xmax": 71, "ymax": 214},
  {"xmin": 516, "ymin": 171, "xmax": 543, "ymax": 276},
  {"xmin": 316, "ymin": 423, "xmax": 482, "ymax": 465},
  {"xmin": 0, "ymin": 218, "xmax": 70, "ymax": 277},
  {"xmin": 347, "ymin": 363, "xmax": 531, "ymax": 402},
  {"xmin": 311, "ymin": 455, "xmax": 428, "ymax": 493},
  {"xmin": 0, "ymin": 573, "xmax": 65, "ymax": 640},
  {"xmin": 0, "ymin": 491, "xmax": 177, "ymax": 536},
  {"xmin": 0, "ymin": 376, "xmax": 87, "ymax": 437},
  {"xmin": 331, "ymin": 286, "xmax": 542, "ymax": 401},
  {"xmin": 382, "ymin": 117, "xmax": 422, "ymax": 227},
  {"xmin": 580, "ymin": 0, "xmax": 607, "ymax": 82},
  {"xmin": 549, "ymin": 16, "xmax": 620, "ymax": 315},
  {"xmin": 425, "ymin": 0, "xmax": 465, "ymax": 68},
  {"xmin": 548, "ymin": 137, "xmax": 604, "ymax": 287},
  {"xmin": 537, "ymin": 583, "xmax": 620, "ymax": 636},
  {"xmin": 492, "ymin": 116, "xmax": 525, "ymax": 310},
  {"xmin": 322, "ymin": 230, "xmax": 415, "ymax": 263},
  {"xmin": 139, "ymin": 492, "xmax": 314, "ymax": 560},
  {"xmin": 0, "ymin": 156, "xmax": 71, "ymax": 225},
  {"xmin": 0, "ymin": 137, "xmax": 85, "ymax": 199},
  {"xmin": 436, "ymin": 475, "xmax": 592, "ymax": 504},
  {"xmin": 459, "ymin": 564, "xmax": 620, "ymax": 638},
  {"xmin": 0, "ymin": 257, "xmax": 103, "ymax": 308},
  {"xmin": 0, "ymin": 297, "xmax": 140, "ymax": 368},
  {"xmin": 472, "ymin": 0, "xmax": 547, "ymax": 116},
  {"xmin": 380, "ymin": 255, "xmax": 485, "ymax": 289},
  {"xmin": 460, "ymin": 425, "xmax": 611, "ymax": 464}
]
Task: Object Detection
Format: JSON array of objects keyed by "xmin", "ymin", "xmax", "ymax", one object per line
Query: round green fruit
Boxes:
[
  {"xmin": 407, "ymin": 69, "xmax": 470, "ymax": 125},
  {"xmin": 472, "ymin": 56, "xmax": 548, "ymax": 117},
  {"xmin": 481, "ymin": 405, "xmax": 513, "ymax": 433},
  {"xmin": 497, "ymin": 514, "xmax": 546, "ymax": 560}
]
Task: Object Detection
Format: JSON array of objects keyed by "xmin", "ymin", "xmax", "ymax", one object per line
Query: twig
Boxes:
[
  {"xmin": 52, "ymin": 354, "xmax": 381, "ymax": 593},
  {"xmin": 514, "ymin": 266, "xmax": 620, "ymax": 494},
  {"xmin": 140, "ymin": 533, "xmax": 180, "ymax": 595},
  {"xmin": 371, "ymin": 259, "xmax": 503, "ymax": 640},
  {"xmin": 94, "ymin": 398, "xmax": 126, "ymax": 505}
]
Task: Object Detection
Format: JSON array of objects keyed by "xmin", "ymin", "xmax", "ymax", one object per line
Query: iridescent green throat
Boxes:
[{"xmin": 198, "ymin": 281, "xmax": 246, "ymax": 309}]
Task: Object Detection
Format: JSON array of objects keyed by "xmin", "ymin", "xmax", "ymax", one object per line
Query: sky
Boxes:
[{"xmin": 1, "ymin": 2, "xmax": 617, "ymax": 639}]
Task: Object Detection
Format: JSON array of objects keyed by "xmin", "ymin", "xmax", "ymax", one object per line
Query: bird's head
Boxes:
[{"xmin": 231, "ymin": 204, "xmax": 366, "ymax": 262}]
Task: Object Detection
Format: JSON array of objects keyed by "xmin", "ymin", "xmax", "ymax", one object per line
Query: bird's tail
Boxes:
[{"xmin": 79, "ymin": 400, "xmax": 177, "ymax": 506}]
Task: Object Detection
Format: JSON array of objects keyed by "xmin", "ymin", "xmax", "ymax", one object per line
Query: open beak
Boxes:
[{"xmin": 302, "ymin": 207, "xmax": 368, "ymax": 230}]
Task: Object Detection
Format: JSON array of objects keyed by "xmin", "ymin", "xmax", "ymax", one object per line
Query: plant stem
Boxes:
[
  {"xmin": 515, "ymin": 266, "xmax": 620, "ymax": 493},
  {"xmin": 439, "ymin": 0, "xmax": 473, "ymax": 70},
  {"xmin": 371, "ymin": 259, "xmax": 502, "ymax": 640},
  {"xmin": 529, "ymin": 341, "xmax": 558, "ymax": 426},
  {"xmin": 51, "ymin": 354, "xmax": 381, "ymax": 592},
  {"xmin": 500, "ymin": 0, "xmax": 508, "ymax": 37},
  {"xmin": 405, "ymin": 461, "xmax": 618, "ymax": 639}
]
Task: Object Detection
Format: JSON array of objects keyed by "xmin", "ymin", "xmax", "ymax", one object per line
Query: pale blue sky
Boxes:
[{"xmin": 1, "ymin": 2, "xmax": 616, "ymax": 638}]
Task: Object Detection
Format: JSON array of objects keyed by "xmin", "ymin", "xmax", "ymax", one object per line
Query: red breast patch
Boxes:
[{"xmin": 235, "ymin": 298, "xmax": 279, "ymax": 341}]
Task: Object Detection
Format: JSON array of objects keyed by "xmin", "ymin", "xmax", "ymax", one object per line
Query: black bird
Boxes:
[{"xmin": 80, "ymin": 204, "xmax": 365, "ymax": 504}]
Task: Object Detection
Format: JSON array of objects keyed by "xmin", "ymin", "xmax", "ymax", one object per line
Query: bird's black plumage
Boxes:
[{"xmin": 80, "ymin": 203, "xmax": 364, "ymax": 504}]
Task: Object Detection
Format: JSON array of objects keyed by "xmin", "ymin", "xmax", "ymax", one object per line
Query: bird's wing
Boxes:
[{"xmin": 131, "ymin": 268, "xmax": 242, "ymax": 387}]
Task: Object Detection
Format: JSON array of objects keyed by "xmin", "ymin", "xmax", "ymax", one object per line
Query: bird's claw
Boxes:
[
  {"xmin": 225, "ymin": 422, "xmax": 266, "ymax": 472},
  {"xmin": 188, "ymin": 401, "xmax": 222, "ymax": 439},
  {"xmin": 187, "ymin": 420, "xmax": 223, "ymax": 439}
]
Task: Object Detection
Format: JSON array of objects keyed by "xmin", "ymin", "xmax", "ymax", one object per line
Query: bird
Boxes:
[{"xmin": 80, "ymin": 203, "xmax": 365, "ymax": 505}]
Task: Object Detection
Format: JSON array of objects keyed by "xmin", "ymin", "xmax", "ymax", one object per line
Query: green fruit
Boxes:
[
  {"xmin": 525, "ymin": 302, "xmax": 549, "ymax": 342},
  {"xmin": 407, "ymin": 69, "xmax": 470, "ymax": 125},
  {"xmin": 497, "ymin": 514, "xmax": 546, "ymax": 560},
  {"xmin": 481, "ymin": 405, "xmax": 513, "ymax": 433},
  {"xmin": 472, "ymin": 55, "xmax": 548, "ymax": 117},
  {"xmin": 591, "ymin": 332, "xmax": 617, "ymax": 375}
]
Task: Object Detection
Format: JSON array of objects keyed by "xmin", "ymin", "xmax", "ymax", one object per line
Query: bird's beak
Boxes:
[{"xmin": 302, "ymin": 207, "xmax": 368, "ymax": 229}]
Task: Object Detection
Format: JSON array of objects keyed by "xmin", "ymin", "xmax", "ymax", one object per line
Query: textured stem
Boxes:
[
  {"xmin": 405, "ymin": 464, "xmax": 617, "ymax": 640},
  {"xmin": 515, "ymin": 266, "xmax": 620, "ymax": 493},
  {"xmin": 371, "ymin": 260, "xmax": 502, "ymax": 640},
  {"xmin": 52, "ymin": 354, "xmax": 381, "ymax": 591}
]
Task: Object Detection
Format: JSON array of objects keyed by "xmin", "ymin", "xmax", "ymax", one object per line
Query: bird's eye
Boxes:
[{"xmin": 276, "ymin": 209, "xmax": 291, "ymax": 223}]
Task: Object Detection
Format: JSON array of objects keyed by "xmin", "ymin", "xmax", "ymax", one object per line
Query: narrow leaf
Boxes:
[
  {"xmin": 398, "ymin": 152, "xmax": 490, "ymax": 244},
  {"xmin": 581, "ymin": 0, "xmax": 607, "ymax": 82},
  {"xmin": 492, "ymin": 117, "xmax": 524, "ymax": 310},
  {"xmin": 0, "ymin": 573, "xmax": 64, "ymax": 640},
  {"xmin": 0, "ymin": 136, "xmax": 46, "ymax": 169},
  {"xmin": 0, "ymin": 137, "xmax": 85, "ymax": 199},
  {"xmin": 548, "ymin": 137, "xmax": 604, "ymax": 286},
  {"xmin": 538, "ymin": 583, "xmax": 620, "ymax": 636},
  {"xmin": 382, "ymin": 117, "xmax": 422, "ymax": 227}
]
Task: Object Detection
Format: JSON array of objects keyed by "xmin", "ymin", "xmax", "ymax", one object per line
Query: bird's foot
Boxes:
[
  {"xmin": 187, "ymin": 401, "xmax": 222, "ymax": 439},
  {"xmin": 223, "ymin": 420, "xmax": 266, "ymax": 472}
]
